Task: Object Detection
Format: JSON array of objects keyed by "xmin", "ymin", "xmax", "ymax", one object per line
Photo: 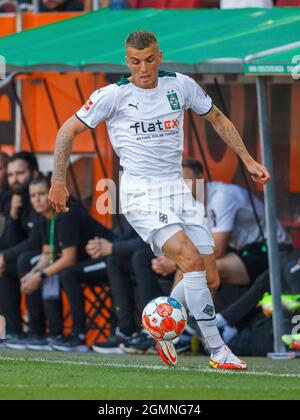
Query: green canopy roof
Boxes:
[{"xmin": 0, "ymin": 7, "xmax": 300, "ymax": 74}]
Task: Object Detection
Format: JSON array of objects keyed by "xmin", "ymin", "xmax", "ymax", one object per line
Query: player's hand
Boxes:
[
  {"xmin": 48, "ymin": 180, "xmax": 69, "ymax": 213},
  {"xmin": 245, "ymin": 159, "xmax": 271, "ymax": 185}
]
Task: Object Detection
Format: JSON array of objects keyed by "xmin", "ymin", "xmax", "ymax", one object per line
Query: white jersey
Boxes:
[
  {"xmin": 206, "ymin": 182, "xmax": 290, "ymax": 250},
  {"xmin": 76, "ymin": 71, "xmax": 212, "ymax": 179},
  {"xmin": 220, "ymin": 0, "xmax": 273, "ymax": 8}
]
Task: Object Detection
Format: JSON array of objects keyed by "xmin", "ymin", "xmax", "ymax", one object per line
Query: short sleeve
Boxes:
[
  {"xmin": 178, "ymin": 74, "xmax": 213, "ymax": 116},
  {"xmin": 56, "ymin": 210, "xmax": 80, "ymax": 250},
  {"xmin": 75, "ymin": 84, "xmax": 117, "ymax": 129},
  {"xmin": 208, "ymin": 192, "xmax": 237, "ymax": 233}
]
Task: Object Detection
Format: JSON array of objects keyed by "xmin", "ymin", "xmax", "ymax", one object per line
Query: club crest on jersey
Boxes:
[
  {"xmin": 167, "ymin": 92, "xmax": 180, "ymax": 110},
  {"xmin": 84, "ymin": 98, "xmax": 94, "ymax": 112}
]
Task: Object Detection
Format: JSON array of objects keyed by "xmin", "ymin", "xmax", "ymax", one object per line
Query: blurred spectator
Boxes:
[
  {"xmin": 0, "ymin": 152, "xmax": 43, "ymax": 347},
  {"xmin": 19, "ymin": 177, "xmax": 116, "ymax": 352},
  {"xmin": 7, "ymin": 176, "xmax": 64, "ymax": 351},
  {"xmin": 39, "ymin": 0, "xmax": 84, "ymax": 12},
  {"xmin": 220, "ymin": 0, "xmax": 273, "ymax": 8}
]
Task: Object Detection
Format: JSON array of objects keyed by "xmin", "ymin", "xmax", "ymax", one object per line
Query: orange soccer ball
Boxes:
[{"xmin": 142, "ymin": 296, "xmax": 187, "ymax": 341}]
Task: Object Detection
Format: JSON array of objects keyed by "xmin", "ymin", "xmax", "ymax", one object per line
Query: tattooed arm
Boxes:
[
  {"xmin": 204, "ymin": 106, "xmax": 271, "ymax": 184},
  {"xmin": 48, "ymin": 116, "xmax": 88, "ymax": 213}
]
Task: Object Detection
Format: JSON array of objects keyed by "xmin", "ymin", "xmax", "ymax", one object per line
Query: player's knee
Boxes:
[{"xmin": 181, "ymin": 250, "xmax": 204, "ymax": 273}]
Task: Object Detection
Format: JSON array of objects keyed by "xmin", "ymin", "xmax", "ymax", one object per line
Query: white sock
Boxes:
[
  {"xmin": 171, "ymin": 281, "xmax": 187, "ymax": 310},
  {"xmin": 183, "ymin": 271, "xmax": 224, "ymax": 351}
]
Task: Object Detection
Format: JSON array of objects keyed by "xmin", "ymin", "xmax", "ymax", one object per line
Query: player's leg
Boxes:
[
  {"xmin": 169, "ymin": 254, "xmax": 220, "ymax": 312},
  {"xmin": 160, "ymin": 229, "xmax": 247, "ymax": 370}
]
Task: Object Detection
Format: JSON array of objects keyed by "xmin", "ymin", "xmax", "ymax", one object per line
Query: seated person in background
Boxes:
[
  {"xmin": 182, "ymin": 158, "xmax": 292, "ymax": 342},
  {"xmin": 20, "ymin": 176, "xmax": 116, "ymax": 352},
  {"xmin": 150, "ymin": 158, "xmax": 292, "ymax": 343},
  {"xmin": 39, "ymin": 0, "xmax": 84, "ymax": 11},
  {"xmin": 0, "ymin": 152, "xmax": 42, "ymax": 348},
  {"xmin": 206, "ymin": 178, "xmax": 291, "ymax": 289}
]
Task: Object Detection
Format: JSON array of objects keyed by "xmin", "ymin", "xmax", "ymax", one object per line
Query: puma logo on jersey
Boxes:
[{"xmin": 128, "ymin": 102, "xmax": 139, "ymax": 111}]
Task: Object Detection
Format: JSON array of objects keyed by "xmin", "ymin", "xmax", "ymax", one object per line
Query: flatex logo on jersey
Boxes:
[{"xmin": 130, "ymin": 118, "xmax": 180, "ymax": 135}]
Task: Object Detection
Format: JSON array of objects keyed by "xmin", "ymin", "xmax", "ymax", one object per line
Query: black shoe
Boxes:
[
  {"xmin": 26, "ymin": 334, "xmax": 53, "ymax": 351},
  {"xmin": 51, "ymin": 334, "xmax": 89, "ymax": 353},
  {"xmin": 120, "ymin": 331, "xmax": 157, "ymax": 355},
  {"xmin": 0, "ymin": 339, "xmax": 4, "ymax": 349},
  {"xmin": 92, "ymin": 330, "xmax": 133, "ymax": 355},
  {"xmin": 0, "ymin": 333, "xmax": 12, "ymax": 349},
  {"xmin": 5, "ymin": 333, "xmax": 30, "ymax": 350},
  {"xmin": 46, "ymin": 335, "xmax": 62, "ymax": 347}
]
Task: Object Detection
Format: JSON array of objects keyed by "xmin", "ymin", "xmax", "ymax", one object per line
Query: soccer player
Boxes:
[{"xmin": 48, "ymin": 30, "xmax": 270, "ymax": 370}]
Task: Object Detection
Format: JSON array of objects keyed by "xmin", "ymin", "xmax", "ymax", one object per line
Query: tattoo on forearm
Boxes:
[
  {"xmin": 214, "ymin": 118, "xmax": 250, "ymax": 161},
  {"xmin": 51, "ymin": 130, "xmax": 73, "ymax": 182}
]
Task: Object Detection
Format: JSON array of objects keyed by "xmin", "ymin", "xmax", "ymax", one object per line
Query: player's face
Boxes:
[{"xmin": 126, "ymin": 43, "xmax": 162, "ymax": 89}]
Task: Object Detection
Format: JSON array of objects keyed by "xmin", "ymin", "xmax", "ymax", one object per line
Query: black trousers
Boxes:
[
  {"xmin": 0, "ymin": 258, "xmax": 22, "ymax": 334},
  {"xmin": 131, "ymin": 247, "xmax": 172, "ymax": 308},
  {"xmin": 18, "ymin": 251, "xmax": 63, "ymax": 336},
  {"xmin": 106, "ymin": 254, "xmax": 136, "ymax": 337},
  {"xmin": 106, "ymin": 247, "xmax": 172, "ymax": 337},
  {"xmin": 60, "ymin": 259, "xmax": 108, "ymax": 335},
  {"xmin": 221, "ymin": 270, "xmax": 270, "ymax": 327},
  {"xmin": 0, "ymin": 251, "xmax": 63, "ymax": 335}
]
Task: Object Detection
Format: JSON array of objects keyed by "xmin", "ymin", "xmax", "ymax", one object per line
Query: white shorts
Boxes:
[{"xmin": 120, "ymin": 172, "xmax": 215, "ymax": 256}]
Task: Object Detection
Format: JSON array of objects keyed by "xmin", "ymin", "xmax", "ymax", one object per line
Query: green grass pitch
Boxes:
[{"xmin": 0, "ymin": 349, "xmax": 299, "ymax": 400}]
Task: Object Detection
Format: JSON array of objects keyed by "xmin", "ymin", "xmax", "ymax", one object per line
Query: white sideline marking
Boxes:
[{"xmin": 1, "ymin": 355, "xmax": 300, "ymax": 379}]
